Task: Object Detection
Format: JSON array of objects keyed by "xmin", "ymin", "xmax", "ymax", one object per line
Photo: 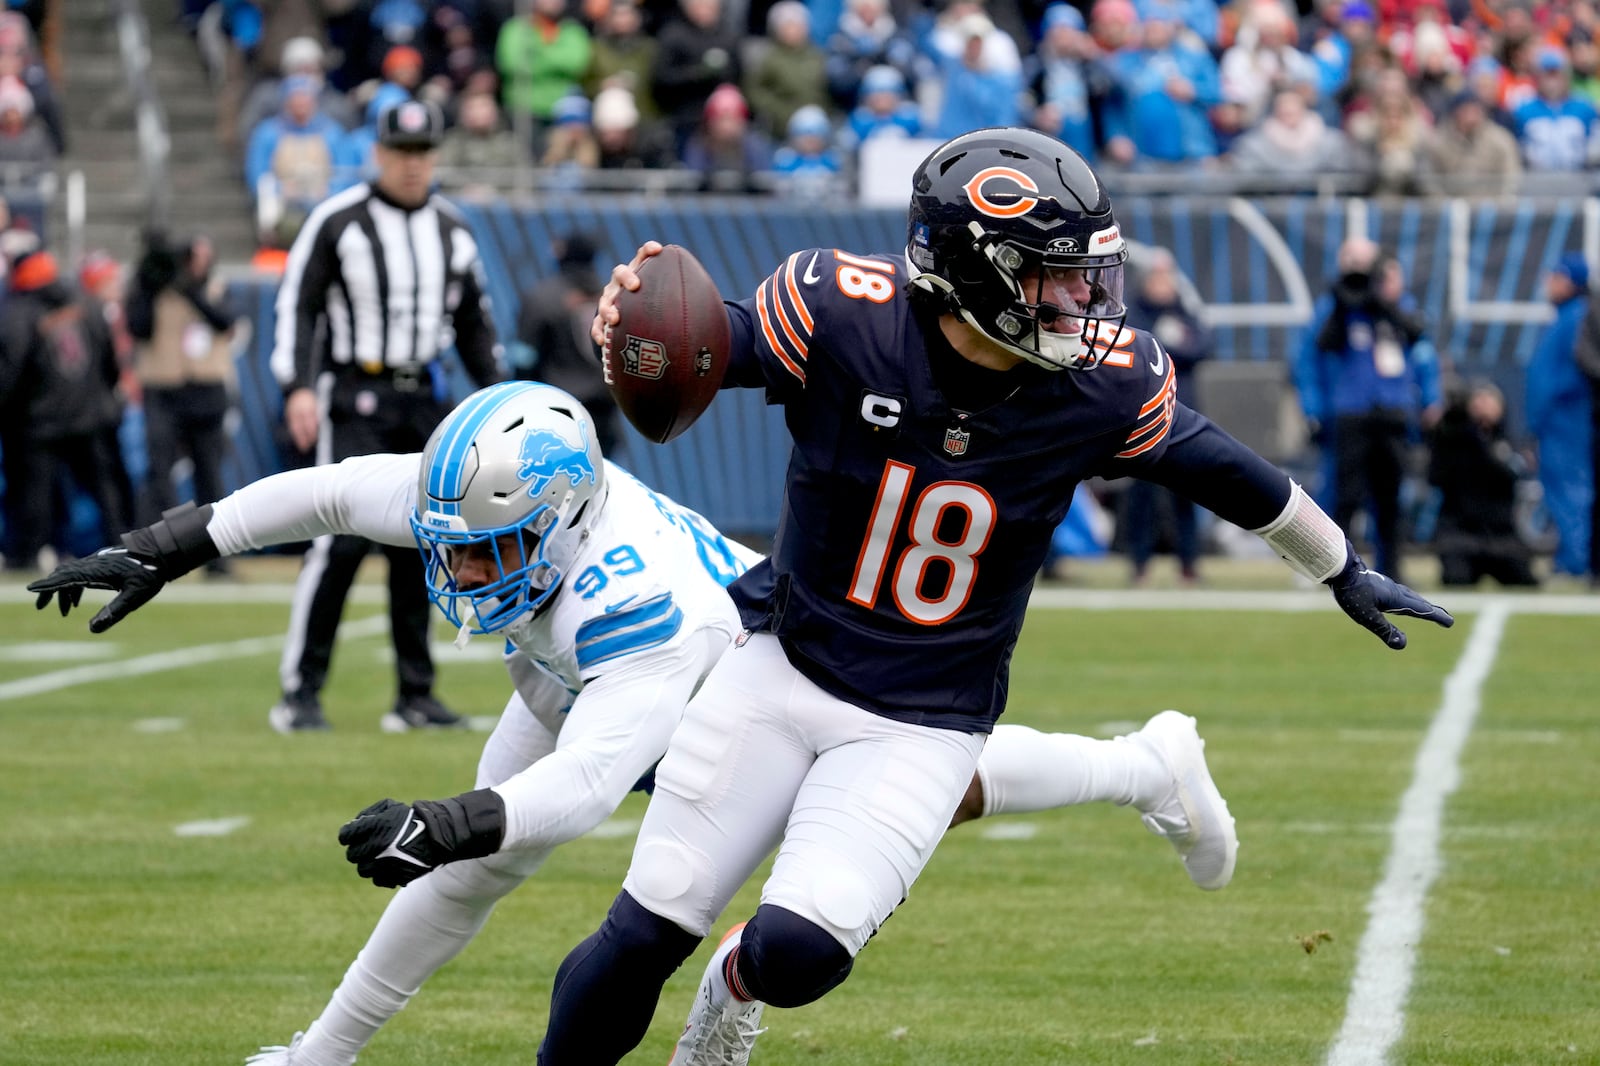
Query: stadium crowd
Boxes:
[{"xmin": 201, "ymin": 0, "xmax": 1600, "ymax": 216}]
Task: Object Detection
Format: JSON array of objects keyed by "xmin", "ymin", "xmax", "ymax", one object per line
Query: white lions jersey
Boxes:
[{"xmin": 207, "ymin": 454, "xmax": 757, "ymax": 735}]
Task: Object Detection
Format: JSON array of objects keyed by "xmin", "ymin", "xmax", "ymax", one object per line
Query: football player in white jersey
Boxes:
[{"xmin": 30, "ymin": 380, "xmax": 1234, "ymax": 1066}]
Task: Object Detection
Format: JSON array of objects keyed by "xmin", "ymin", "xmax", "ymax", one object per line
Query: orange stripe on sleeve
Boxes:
[{"xmin": 755, "ymin": 279, "xmax": 807, "ymax": 385}]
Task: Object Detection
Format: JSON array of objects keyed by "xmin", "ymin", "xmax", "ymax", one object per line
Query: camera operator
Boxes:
[
  {"xmin": 1310, "ymin": 237, "xmax": 1440, "ymax": 583},
  {"xmin": 125, "ymin": 231, "xmax": 238, "ymax": 541}
]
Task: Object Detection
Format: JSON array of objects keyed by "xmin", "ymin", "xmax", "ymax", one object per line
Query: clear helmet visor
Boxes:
[{"xmin": 995, "ymin": 256, "xmax": 1127, "ymax": 370}]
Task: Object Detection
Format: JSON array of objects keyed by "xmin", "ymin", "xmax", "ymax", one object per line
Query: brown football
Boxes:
[{"xmin": 603, "ymin": 244, "xmax": 731, "ymax": 445}]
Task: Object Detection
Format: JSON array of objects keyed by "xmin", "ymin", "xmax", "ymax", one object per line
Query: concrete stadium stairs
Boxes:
[{"xmin": 59, "ymin": 0, "xmax": 255, "ymax": 264}]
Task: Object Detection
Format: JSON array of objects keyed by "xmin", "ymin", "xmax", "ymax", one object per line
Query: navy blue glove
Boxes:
[
  {"xmin": 338, "ymin": 789, "xmax": 506, "ymax": 888},
  {"xmin": 1326, "ymin": 542, "xmax": 1454, "ymax": 650}
]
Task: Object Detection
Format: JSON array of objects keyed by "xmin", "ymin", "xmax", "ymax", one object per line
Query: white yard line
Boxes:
[
  {"xmin": 0, "ymin": 614, "xmax": 390, "ymax": 702},
  {"xmin": 1324, "ymin": 602, "xmax": 1511, "ymax": 1066}
]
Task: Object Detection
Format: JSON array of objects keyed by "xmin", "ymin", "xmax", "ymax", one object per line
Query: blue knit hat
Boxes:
[{"xmin": 1555, "ymin": 251, "xmax": 1590, "ymax": 290}]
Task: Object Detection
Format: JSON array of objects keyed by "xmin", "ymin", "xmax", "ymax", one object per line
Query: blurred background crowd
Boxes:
[{"xmin": 196, "ymin": 0, "xmax": 1600, "ymax": 221}]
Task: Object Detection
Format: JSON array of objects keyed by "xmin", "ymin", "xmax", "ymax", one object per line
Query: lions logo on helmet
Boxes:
[
  {"xmin": 906, "ymin": 127, "xmax": 1129, "ymax": 372},
  {"xmin": 518, "ymin": 426, "xmax": 598, "ymax": 499},
  {"xmin": 411, "ymin": 382, "xmax": 607, "ymax": 635}
]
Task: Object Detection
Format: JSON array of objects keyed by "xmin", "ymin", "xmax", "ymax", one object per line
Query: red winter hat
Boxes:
[{"xmin": 703, "ymin": 83, "xmax": 749, "ymax": 121}]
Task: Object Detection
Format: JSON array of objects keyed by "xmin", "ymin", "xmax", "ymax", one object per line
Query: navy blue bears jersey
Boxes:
[{"xmin": 721, "ymin": 248, "xmax": 1211, "ymax": 733}]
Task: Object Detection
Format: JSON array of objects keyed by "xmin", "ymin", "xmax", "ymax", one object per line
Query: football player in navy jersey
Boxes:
[
  {"xmin": 530, "ymin": 127, "xmax": 1454, "ymax": 1065},
  {"xmin": 524, "ymin": 127, "xmax": 1454, "ymax": 1065}
]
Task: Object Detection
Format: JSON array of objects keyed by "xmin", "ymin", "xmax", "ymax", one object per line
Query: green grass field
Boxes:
[{"xmin": 2, "ymin": 575, "xmax": 1597, "ymax": 1065}]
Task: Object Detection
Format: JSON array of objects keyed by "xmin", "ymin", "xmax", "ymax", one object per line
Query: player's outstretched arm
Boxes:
[
  {"xmin": 338, "ymin": 790, "xmax": 506, "ymax": 888},
  {"xmin": 27, "ymin": 501, "xmax": 220, "ymax": 632}
]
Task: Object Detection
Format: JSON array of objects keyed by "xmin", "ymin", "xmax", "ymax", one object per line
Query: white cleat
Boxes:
[
  {"xmin": 1131, "ymin": 711, "xmax": 1238, "ymax": 891},
  {"xmin": 669, "ymin": 923, "xmax": 767, "ymax": 1066},
  {"xmin": 244, "ymin": 1032, "xmax": 305, "ymax": 1064}
]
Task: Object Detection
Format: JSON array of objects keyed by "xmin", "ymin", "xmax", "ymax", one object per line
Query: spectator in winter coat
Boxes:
[
  {"xmin": 823, "ymin": 0, "xmax": 921, "ymax": 111},
  {"xmin": 495, "ymin": 0, "xmax": 592, "ymax": 131},
  {"xmin": 0, "ymin": 75, "xmax": 53, "ymax": 177},
  {"xmin": 652, "ymin": 0, "xmax": 746, "ymax": 147},
  {"xmin": 1512, "ymin": 46, "xmax": 1599, "ymax": 172},
  {"xmin": 1526, "ymin": 253, "xmax": 1594, "ymax": 577},
  {"xmin": 771, "ymin": 105, "xmax": 845, "ymax": 201},
  {"xmin": 1102, "ymin": 2, "xmax": 1221, "ymax": 165},
  {"xmin": 238, "ymin": 36, "xmax": 359, "ymax": 143},
  {"xmin": 438, "ymin": 91, "xmax": 522, "ymax": 175},
  {"xmin": 844, "ymin": 64, "xmax": 922, "ymax": 144},
  {"xmin": 244, "ymin": 75, "xmax": 347, "ymax": 208},
  {"xmin": 1228, "ymin": 86, "xmax": 1355, "ymax": 175},
  {"xmin": 932, "ymin": 13, "xmax": 1022, "ymax": 139},
  {"xmin": 1218, "ymin": 1, "xmax": 1317, "ymax": 126},
  {"xmin": 681, "ymin": 84, "xmax": 774, "ymax": 192},
  {"xmin": 1427, "ymin": 382, "xmax": 1538, "ymax": 587},
  {"xmin": 1421, "ymin": 89, "xmax": 1522, "ymax": 196},
  {"xmin": 1024, "ymin": 3, "xmax": 1103, "ymax": 162},
  {"xmin": 745, "ymin": 1, "xmax": 830, "ymax": 138},
  {"xmin": 592, "ymin": 87, "xmax": 678, "ymax": 170},
  {"xmin": 0, "ymin": 246, "xmax": 126, "ymax": 569},
  {"xmin": 583, "ymin": 0, "xmax": 661, "ymax": 125}
]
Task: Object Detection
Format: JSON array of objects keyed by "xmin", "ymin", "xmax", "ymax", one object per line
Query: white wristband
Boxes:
[{"xmin": 1250, "ymin": 481, "xmax": 1349, "ymax": 583}]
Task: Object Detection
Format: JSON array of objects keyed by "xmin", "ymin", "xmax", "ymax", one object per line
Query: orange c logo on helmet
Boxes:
[{"xmin": 962, "ymin": 167, "xmax": 1041, "ymax": 219}]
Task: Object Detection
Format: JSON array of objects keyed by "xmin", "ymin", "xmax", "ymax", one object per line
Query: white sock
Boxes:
[
  {"xmin": 291, "ymin": 859, "xmax": 533, "ymax": 1066},
  {"xmin": 975, "ymin": 723, "xmax": 1170, "ymax": 817}
]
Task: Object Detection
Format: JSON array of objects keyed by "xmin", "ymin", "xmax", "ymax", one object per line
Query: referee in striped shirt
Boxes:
[{"xmin": 269, "ymin": 98, "xmax": 503, "ymax": 734}]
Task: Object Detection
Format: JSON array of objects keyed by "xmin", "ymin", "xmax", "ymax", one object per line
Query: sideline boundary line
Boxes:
[{"xmin": 1324, "ymin": 602, "xmax": 1511, "ymax": 1066}]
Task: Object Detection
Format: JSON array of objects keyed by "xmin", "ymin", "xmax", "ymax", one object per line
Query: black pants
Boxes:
[
  {"xmin": 15, "ymin": 431, "xmax": 126, "ymax": 561},
  {"xmin": 140, "ymin": 383, "xmax": 230, "ymax": 525},
  {"xmin": 281, "ymin": 374, "xmax": 447, "ymax": 703},
  {"xmin": 1334, "ymin": 410, "xmax": 1409, "ymax": 580}
]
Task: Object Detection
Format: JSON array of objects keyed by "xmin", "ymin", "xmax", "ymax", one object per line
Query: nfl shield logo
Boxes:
[
  {"xmin": 943, "ymin": 426, "xmax": 971, "ymax": 456},
  {"xmin": 622, "ymin": 335, "xmax": 669, "ymax": 379}
]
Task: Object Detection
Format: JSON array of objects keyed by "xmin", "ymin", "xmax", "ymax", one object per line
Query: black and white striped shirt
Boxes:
[{"xmin": 271, "ymin": 182, "xmax": 501, "ymax": 392}]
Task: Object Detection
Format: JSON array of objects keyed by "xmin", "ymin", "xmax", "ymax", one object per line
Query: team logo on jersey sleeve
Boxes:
[
  {"xmin": 962, "ymin": 167, "xmax": 1040, "ymax": 219},
  {"xmin": 943, "ymin": 426, "xmax": 972, "ymax": 456},
  {"xmin": 621, "ymin": 335, "xmax": 668, "ymax": 379}
]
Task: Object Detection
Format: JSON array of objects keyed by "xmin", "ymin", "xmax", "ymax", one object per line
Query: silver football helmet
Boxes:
[{"xmin": 411, "ymin": 381, "xmax": 607, "ymax": 634}]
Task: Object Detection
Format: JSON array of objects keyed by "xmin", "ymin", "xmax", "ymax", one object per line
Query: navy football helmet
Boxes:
[{"xmin": 907, "ymin": 127, "xmax": 1128, "ymax": 371}]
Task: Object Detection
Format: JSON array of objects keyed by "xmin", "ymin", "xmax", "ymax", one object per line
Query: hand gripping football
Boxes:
[{"xmin": 603, "ymin": 244, "xmax": 731, "ymax": 444}]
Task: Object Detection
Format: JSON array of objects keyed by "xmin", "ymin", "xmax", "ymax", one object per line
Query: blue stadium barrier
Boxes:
[{"xmin": 190, "ymin": 195, "xmax": 1600, "ymax": 542}]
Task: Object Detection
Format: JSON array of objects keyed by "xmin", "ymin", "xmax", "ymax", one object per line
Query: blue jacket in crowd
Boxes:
[{"xmin": 1525, "ymin": 292, "xmax": 1593, "ymax": 574}]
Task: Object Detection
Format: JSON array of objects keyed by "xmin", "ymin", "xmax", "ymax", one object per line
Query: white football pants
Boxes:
[{"xmin": 623, "ymin": 632, "xmax": 985, "ymax": 955}]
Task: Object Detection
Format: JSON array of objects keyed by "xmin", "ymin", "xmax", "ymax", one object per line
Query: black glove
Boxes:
[
  {"xmin": 27, "ymin": 503, "xmax": 221, "ymax": 632},
  {"xmin": 1326, "ymin": 541, "xmax": 1454, "ymax": 650},
  {"xmin": 338, "ymin": 789, "xmax": 507, "ymax": 889}
]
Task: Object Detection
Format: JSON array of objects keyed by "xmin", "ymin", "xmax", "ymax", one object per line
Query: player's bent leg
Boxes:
[
  {"xmin": 538, "ymin": 891, "xmax": 702, "ymax": 1066},
  {"xmin": 969, "ymin": 722, "xmax": 1168, "ymax": 817},
  {"xmin": 250, "ymin": 699, "xmax": 558, "ymax": 1065},
  {"xmin": 963, "ymin": 718, "xmax": 1237, "ymax": 890},
  {"xmin": 264, "ymin": 850, "xmax": 548, "ymax": 1066}
]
